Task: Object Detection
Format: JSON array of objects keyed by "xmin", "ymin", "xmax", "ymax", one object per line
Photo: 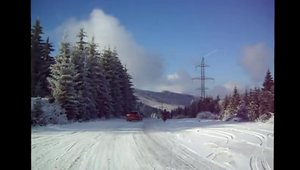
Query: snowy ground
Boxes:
[{"xmin": 32, "ymin": 117, "xmax": 273, "ymax": 170}]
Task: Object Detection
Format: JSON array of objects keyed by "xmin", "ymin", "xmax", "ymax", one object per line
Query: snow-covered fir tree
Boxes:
[
  {"xmin": 47, "ymin": 41, "xmax": 78, "ymax": 120},
  {"xmin": 247, "ymin": 88, "xmax": 260, "ymax": 121},
  {"xmin": 214, "ymin": 95, "xmax": 221, "ymax": 115},
  {"xmin": 86, "ymin": 37, "xmax": 112, "ymax": 118},
  {"xmin": 221, "ymin": 95, "xmax": 232, "ymax": 120},
  {"xmin": 31, "ymin": 19, "xmax": 54, "ymax": 97},
  {"xmin": 188, "ymin": 100, "xmax": 198, "ymax": 117},
  {"xmin": 100, "ymin": 48, "xmax": 124, "ymax": 117},
  {"xmin": 231, "ymin": 86, "xmax": 241, "ymax": 111},
  {"xmin": 38, "ymin": 37, "xmax": 55, "ymax": 96},
  {"xmin": 222, "ymin": 95, "xmax": 230, "ymax": 111},
  {"xmin": 224, "ymin": 86, "xmax": 240, "ymax": 119},
  {"xmin": 45, "ymin": 29, "xmax": 137, "ymax": 121},
  {"xmin": 259, "ymin": 69, "xmax": 274, "ymax": 115},
  {"xmin": 71, "ymin": 28, "xmax": 96, "ymax": 120},
  {"xmin": 237, "ymin": 100, "xmax": 247, "ymax": 120},
  {"xmin": 262, "ymin": 69, "xmax": 274, "ymax": 92},
  {"xmin": 119, "ymin": 66, "xmax": 137, "ymax": 116},
  {"xmin": 237, "ymin": 90, "xmax": 249, "ymax": 120}
]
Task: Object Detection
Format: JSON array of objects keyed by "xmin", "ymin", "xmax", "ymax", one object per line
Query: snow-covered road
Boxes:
[{"xmin": 32, "ymin": 118, "xmax": 273, "ymax": 170}]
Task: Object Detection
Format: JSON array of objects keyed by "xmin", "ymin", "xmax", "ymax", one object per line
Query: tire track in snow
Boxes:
[
  {"xmin": 211, "ymin": 130, "xmax": 235, "ymax": 144},
  {"xmin": 32, "ymin": 119, "xmax": 273, "ymax": 170},
  {"xmin": 75, "ymin": 134, "xmax": 106, "ymax": 170},
  {"xmin": 261, "ymin": 159, "xmax": 271, "ymax": 170},
  {"xmin": 66, "ymin": 137, "xmax": 100, "ymax": 170},
  {"xmin": 196, "ymin": 124, "xmax": 272, "ymax": 170},
  {"xmin": 32, "ymin": 133, "xmax": 83, "ymax": 169},
  {"xmin": 206, "ymin": 152, "xmax": 214, "ymax": 159},
  {"xmin": 32, "ymin": 131, "xmax": 103, "ymax": 170},
  {"xmin": 250, "ymin": 156, "xmax": 255, "ymax": 170},
  {"xmin": 140, "ymin": 132, "xmax": 198, "ymax": 169},
  {"xmin": 250, "ymin": 154, "xmax": 261, "ymax": 170},
  {"xmin": 249, "ymin": 150, "xmax": 272, "ymax": 170},
  {"xmin": 132, "ymin": 134, "xmax": 157, "ymax": 170},
  {"xmin": 144, "ymin": 131, "xmax": 227, "ymax": 170},
  {"xmin": 249, "ymin": 153, "xmax": 271, "ymax": 170},
  {"xmin": 195, "ymin": 128, "xmax": 235, "ymax": 144},
  {"xmin": 141, "ymin": 131, "xmax": 204, "ymax": 169},
  {"xmin": 225, "ymin": 126, "xmax": 271, "ymax": 170},
  {"xmin": 31, "ymin": 131, "xmax": 80, "ymax": 146},
  {"xmin": 229, "ymin": 128, "xmax": 265, "ymax": 146}
]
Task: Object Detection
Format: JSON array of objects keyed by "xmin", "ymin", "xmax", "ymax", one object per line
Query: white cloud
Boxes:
[
  {"xmin": 167, "ymin": 73, "xmax": 179, "ymax": 80},
  {"xmin": 240, "ymin": 43, "xmax": 273, "ymax": 82},
  {"xmin": 155, "ymin": 70, "xmax": 198, "ymax": 94},
  {"xmin": 53, "ymin": 9, "xmax": 164, "ymax": 89}
]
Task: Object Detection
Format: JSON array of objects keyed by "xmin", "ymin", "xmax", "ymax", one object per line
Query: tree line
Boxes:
[
  {"xmin": 31, "ymin": 19, "xmax": 137, "ymax": 122},
  {"xmin": 171, "ymin": 69, "xmax": 274, "ymax": 121}
]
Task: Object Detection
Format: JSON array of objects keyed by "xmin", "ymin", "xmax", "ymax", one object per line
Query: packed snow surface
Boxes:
[{"xmin": 32, "ymin": 118, "xmax": 273, "ymax": 170}]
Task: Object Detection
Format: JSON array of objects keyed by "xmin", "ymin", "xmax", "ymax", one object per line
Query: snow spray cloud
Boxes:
[
  {"xmin": 209, "ymin": 82, "xmax": 244, "ymax": 99},
  {"xmin": 240, "ymin": 43, "xmax": 274, "ymax": 83},
  {"xmin": 53, "ymin": 9, "xmax": 164, "ymax": 89}
]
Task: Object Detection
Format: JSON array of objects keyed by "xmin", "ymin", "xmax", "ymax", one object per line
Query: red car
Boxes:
[{"xmin": 126, "ymin": 111, "xmax": 143, "ymax": 121}]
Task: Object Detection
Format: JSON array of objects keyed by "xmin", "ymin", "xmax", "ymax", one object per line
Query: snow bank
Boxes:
[
  {"xmin": 31, "ymin": 97, "xmax": 68, "ymax": 125},
  {"xmin": 256, "ymin": 112, "xmax": 274, "ymax": 123},
  {"xmin": 196, "ymin": 111, "xmax": 219, "ymax": 120},
  {"xmin": 265, "ymin": 112, "xmax": 274, "ymax": 123}
]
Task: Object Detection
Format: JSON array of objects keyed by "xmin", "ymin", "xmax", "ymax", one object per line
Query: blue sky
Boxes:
[{"xmin": 31, "ymin": 0, "xmax": 274, "ymax": 97}]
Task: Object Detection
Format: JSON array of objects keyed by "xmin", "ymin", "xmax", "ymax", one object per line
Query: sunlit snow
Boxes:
[{"xmin": 32, "ymin": 116, "xmax": 273, "ymax": 170}]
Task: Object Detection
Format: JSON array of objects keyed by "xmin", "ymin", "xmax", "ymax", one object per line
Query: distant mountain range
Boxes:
[{"xmin": 134, "ymin": 89, "xmax": 196, "ymax": 112}]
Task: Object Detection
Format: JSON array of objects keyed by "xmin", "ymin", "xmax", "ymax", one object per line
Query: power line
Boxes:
[{"xmin": 192, "ymin": 57, "xmax": 214, "ymax": 98}]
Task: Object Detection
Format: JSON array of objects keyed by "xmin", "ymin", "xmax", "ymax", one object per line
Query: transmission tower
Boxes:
[{"xmin": 192, "ymin": 57, "xmax": 214, "ymax": 98}]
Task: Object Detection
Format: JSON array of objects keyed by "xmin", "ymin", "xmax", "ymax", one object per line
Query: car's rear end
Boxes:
[{"xmin": 126, "ymin": 111, "xmax": 142, "ymax": 121}]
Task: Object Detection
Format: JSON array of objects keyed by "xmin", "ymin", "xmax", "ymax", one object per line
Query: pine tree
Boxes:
[
  {"xmin": 31, "ymin": 19, "xmax": 43, "ymax": 96},
  {"xmin": 222, "ymin": 95, "xmax": 230, "ymax": 110},
  {"xmin": 221, "ymin": 95, "xmax": 230, "ymax": 119},
  {"xmin": 72, "ymin": 28, "xmax": 96, "ymax": 120},
  {"xmin": 197, "ymin": 97, "xmax": 215, "ymax": 113},
  {"xmin": 120, "ymin": 66, "xmax": 137, "ymax": 116},
  {"xmin": 224, "ymin": 86, "xmax": 240, "ymax": 119},
  {"xmin": 244, "ymin": 89, "xmax": 250, "ymax": 106},
  {"xmin": 237, "ymin": 90, "xmax": 249, "ymax": 120},
  {"xmin": 232, "ymin": 86, "xmax": 241, "ymax": 108},
  {"xmin": 259, "ymin": 69, "xmax": 274, "ymax": 115},
  {"xmin": 262, "ymin": 69, "xmax": 274, "ymax": 92},
  {"xmin": 112, "ymin": 49, "xmax": 126, "ymax": 116},
  {"xmin": 47, "ymin": 41, "xmax": 78, "ymax": 120},
  {"xmin": 247, "ymin": 88, "xmax": 260, "ymax": 121},
  {"xmin": 86, "ymin": 37, "xmax": 112, "ymax": 118},
  {"xmin": 38, "ymin": 37, "xmax": 55, "ymax": 97},
  {"xmin": 214, "ymin": 95, "xmax": 221, "ymax": 115},
  {"xmin": 100, "ymin": 48, "xmax": 123, "ymax": 117},
  {"xmin": 31, "ymin": 19, "xmax": 54, "ymax": 97},
  {"xmin": 258, "ymin": 90, "xmax": 273, "ymax": 116},
  {"xmin": 188, "ymin": 100, "xmax": 198, "ymax": 117}
]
